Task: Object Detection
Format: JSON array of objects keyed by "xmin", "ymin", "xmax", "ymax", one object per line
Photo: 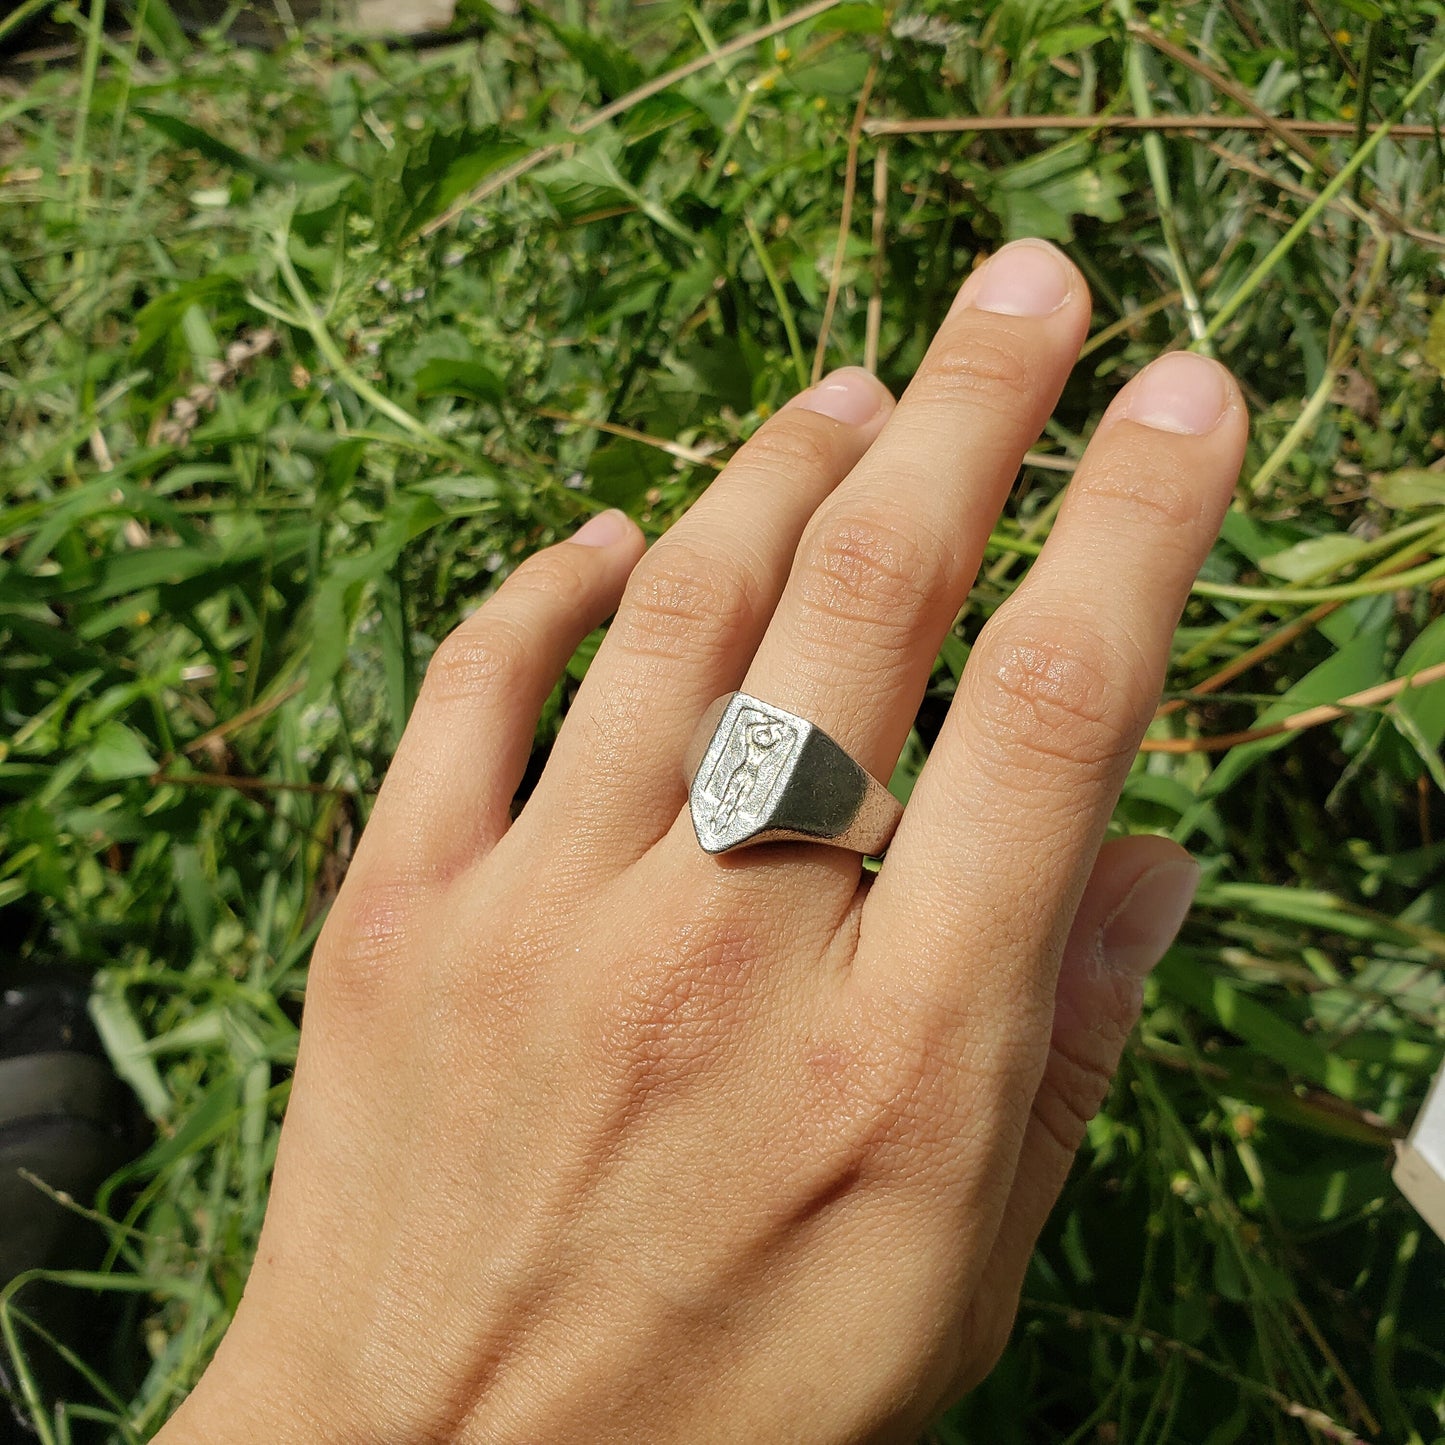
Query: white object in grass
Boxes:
[{"xmin": 1394, "ymin": 1063, "xmax": 1445, "ymax": 1243}]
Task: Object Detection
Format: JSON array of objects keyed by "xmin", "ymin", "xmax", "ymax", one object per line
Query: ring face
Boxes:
[
  {"xmin": 685, "ymin": 693, "xmax": 904, "ymax": 856},
  {"xmin": 690, "ymin": 695, "xmax": 805, "ymax": 853}
]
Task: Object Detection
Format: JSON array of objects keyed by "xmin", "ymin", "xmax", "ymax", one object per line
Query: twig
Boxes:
[
  {"xmin": 1157, "ymin": 540, "xmax": 1435, "ymax": 720},
  {"xmin": 532, "ymin": 406, "xmax": 724, "ymax": 469},
  {"xmin": 812, "ymin": 57, "xmax": 878, "ymax": 383},
  {"xmin": 1134, "ymin": 1046, "xmax": 1401, "ymax": 1143},
  {"xmin": 1142, "ymin": 660, "xmax": 1445, "ymax": 755},
  {"xmin": 1221, "ymin": 0, "xmax": 1264, "ymax": 50},
  {"xmin": 180, "ymin": 682, "xmax": 305, "ymax": 756},
  {"xmin": 422, "ymin": 0, "xmax": 847, "ymax": 237},
  {"xmin": 1128, "ymin": 22, "xmax": 1329, "ymax": 167},
  {"xmin": 1022, "ymin": 1299, "xmax": 1371, "ymax": 1443},
  {"xmin": 1301, "ymin": 0, "xmax": 1361, "ymax": 87},
  {"xmin": 863, "ymin": 114, "xmax": 1442, "ymax": 138},
  {"xmin": 1127, "ymin": 19, "xmax": 1418, "ymax": 241},
  {"xmin": 864, "ymin": 142, "xmax": 888, "ymax": 374},
  {"xmin": 1200, "ymin": 42, "xmax": 1445, "ymax": 342},
  {"xmin": 1019, "ymin": 450, "xmax": 1077, "ymax": 474}
]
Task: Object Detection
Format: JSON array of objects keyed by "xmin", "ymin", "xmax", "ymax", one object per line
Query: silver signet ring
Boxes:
[{"xmin": 683, "ymin": 693, "xmax": 904, "ymax": 856}]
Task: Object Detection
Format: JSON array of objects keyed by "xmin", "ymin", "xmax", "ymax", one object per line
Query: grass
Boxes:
[{"xmin": 2, "ymin": 0, "xmax": 1445, "ymax": 1440}]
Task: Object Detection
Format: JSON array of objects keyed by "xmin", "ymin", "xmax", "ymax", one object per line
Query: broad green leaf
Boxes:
[
  {"xmin": 1426, "ymin": 299, "xmax": 1445, "ymax": 377},
  {"xmin": 1155, "ymin": 950, "xmax": 1359, "ymax": 1099},
  {"xmin": 1263, "ymin": 1162, "xmax": 1391, "ymax": 1226},
  {"xmin": 134, "ymin": 108, "xmax": 290, "ymax": 185},
  {"xmin": 89, "ymin": 984, "xmax": 171, "ymax": 1120},
  {"xmin": 1370, "ymin": 468, "xmax": 1445, "ymax": 509},
  {"xmin": 1195, "ymin": 625, "xmax": 1389, "ymax": 803},
  {"xmin": 414, "ymin": 357, "xmax": 506, "ymax": 403},
  {"xmin": 1394, "ymin": 613, "xmax": 1445, "ymax": 754},
  {"xmin": 987, "ymin": 139, "xmax": 1128, "ymax": 242},
  {"xmin": 813, "ymin": 3, "xmax": 887, "ymax": 32},
  {"xmin": 1258, "ymin": 532, "xmax": 1371, "ymax": 581},
  {"xmin": 1035, "ymin": 23, "xmax": 1110, "ymax": 59},
  {"xmin": 537, "ymin": 14, "xmax": 645, "ymax": 100},
  {"xmin": 86, "ymin": 720, "xmax": 158, "ymax": 781}
]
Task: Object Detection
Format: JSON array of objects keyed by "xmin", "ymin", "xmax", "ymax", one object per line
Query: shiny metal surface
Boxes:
[{"xmin": 684, "ymin": 692, "xmax": 904, "ymax": 856}]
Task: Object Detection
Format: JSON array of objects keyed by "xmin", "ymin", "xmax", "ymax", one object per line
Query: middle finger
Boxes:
[{"xmin": 686, "ymin": 240, "xmax": 1091, "ymax": 895}]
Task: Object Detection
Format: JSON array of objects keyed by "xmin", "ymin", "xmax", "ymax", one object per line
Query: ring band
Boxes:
[{"xmin": 683, "ymin": 692, "xmax": 904, "ymax": 856}]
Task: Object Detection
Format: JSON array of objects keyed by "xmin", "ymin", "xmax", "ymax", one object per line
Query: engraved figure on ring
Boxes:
[{"xmin": 711, "ymin": 711, "xmax": 794, "ymax": 830}]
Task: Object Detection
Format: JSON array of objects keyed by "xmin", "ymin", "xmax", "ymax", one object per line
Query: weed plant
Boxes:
[{"xmin": 2, "ymin": 0, "xmax": 1444, "ymax": 1440}]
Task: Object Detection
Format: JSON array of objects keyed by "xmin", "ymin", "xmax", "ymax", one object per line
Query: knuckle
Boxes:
[
  {"xmin": 914, "ymin": 324, "xmax": 1039, "ymax": 417},
  {"xmin": 591, "ymin": 909, "xmax": 762, "ymax": 1107},
  {"xmin": 610, "ymin": 540, "xmax": 762, "ymax": 665},
  {"xmin": 743, "ymin": 415, "xmax": 843, "ymax": 479},
  {"xmin": 502, "ymin": 544, "xmax": 593, "ymax": 612},
  {"xmin": 793, "ymin": 507, "xmax": 946, "ymax": 643},
  {"xmin": 310, "ymin": 877, "xmax": 416, "ymax": 1020},
  {"xmin": 1081, "ymin": 436, "xmax": 1213, "ymax": 535},
  {"xmin": 422, "ymin": 615, "xmax": 532, "ymax": 704},
  {"xmin": 808, "ymin": 1005, "xmax": 960, "ymax": 1167},
  {"xmin": 1030, "ymin": 1027, "xmax": 1122, "ymax": 1160},
  {"xmin": 969, "ymin": 615, "xmax": 1152, "ymax": 774}
]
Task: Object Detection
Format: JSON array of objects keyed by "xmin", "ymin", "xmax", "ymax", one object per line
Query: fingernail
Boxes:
[
  {"xmin": 1120, "ymin": 352, "xmax": 1230, "ymax": 435},
  {"xmin": 794, "ymin": 366, "xmax": 890, "ymax": 425},
  {"xmin": 1098, "ymin": 859, "xmax": 1201, "ymax": 980},
  {"xmin": 571, "ymin": 509, "xmax": 630, "ymax": 548},
  {"xmin": 951, "ymin": 238, "xmax": 1073, "ymax": 318}
]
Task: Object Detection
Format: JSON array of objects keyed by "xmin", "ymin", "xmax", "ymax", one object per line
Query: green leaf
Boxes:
[
  {"xmin": 813, "ymin": 2, "xmax": 887, "ymax": 32},
  {"xmin": 1035, "ymin": 23, "xmax": 1110, "ymax": 59},
  {"xmin": 86, "ymin": 720, "xmax": 158, "ymax": 781},
  {"xmin": 539, "ymin": 16, "xmax": 645, "ymax": 100},
  {"xmin": 1263, "ymin": 1161, "xmax": 1391, "ymax": 1226},
  {"xmin": 1258, "ymin": 533, "xmax": 1370, "ymax": 581},
  {"xmin": 306, "ymin": 495, "xmax": 447, "ymax": 705},
  {"xmin": 377, "ymin": 127, "xmax": 530, "ymax": 239},
  {"xmin": 1426, "ymin": 299, "xmax": 1445, "ymax": 376},
  {"xmin": 1394, "ymin": 613, "xmax": 1445, "ymax": 756},
  {"xmin": 134, "ymin": 108, "xmax": 290, "ymax": 185},
  {"xmin": 1195, "ymin": 625, "xmax": 1389, "ymax": 803},
  {"xmin": 1155, "ymin": 950, "xmax": 1359, "ymax": 1098},
  {"xmin": 89, "ymin": 984, "xmax": 171, "ymax": 1120},
  {"xmin": 1370, "ymin": 468, "xmax": 1445, "ymax": 509},
  {"xmin": 986, "ymin": 139, "xmax": 1128, "ymax": 242},
  {"xmin": 131, "ymin": 272, "xmax": 250, "ymax": 356},
  {"xmin": 414, "ymin": 357, "xmax": 507, "ymax": 403},
  {"xmin": 534, "ymin": 144, "xmax": 697, "ymax": 247}
]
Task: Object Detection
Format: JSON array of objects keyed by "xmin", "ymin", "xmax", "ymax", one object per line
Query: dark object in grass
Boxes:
[{"xmin": 0, "ymin": 969, "xmax": 147, "ymax": 1443}]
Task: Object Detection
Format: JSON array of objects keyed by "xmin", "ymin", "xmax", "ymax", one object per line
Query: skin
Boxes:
[{"xmin": 155, "ymin": 239, "xmax": 1248, "ymax": 1444}]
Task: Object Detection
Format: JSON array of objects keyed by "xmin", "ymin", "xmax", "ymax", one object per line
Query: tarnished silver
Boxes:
[{"xmin": 684, "ymin": 692, "xmax": 904, "ymax": 856}]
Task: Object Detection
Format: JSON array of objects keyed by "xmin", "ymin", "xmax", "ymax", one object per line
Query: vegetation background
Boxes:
[{"xmin": 3, "ymin": 0, "xmax": 1445, "ymax": 1439}]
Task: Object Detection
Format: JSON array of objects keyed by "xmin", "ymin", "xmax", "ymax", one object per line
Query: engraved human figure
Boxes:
[{"xmin": 714, "ymin": 717, "xmax": 791, "ymax": 829}]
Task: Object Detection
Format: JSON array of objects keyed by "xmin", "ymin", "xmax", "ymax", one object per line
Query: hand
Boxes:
[{"xmin": 157, "ymin": 239, "xmax": 1247, "ymax": 1444}]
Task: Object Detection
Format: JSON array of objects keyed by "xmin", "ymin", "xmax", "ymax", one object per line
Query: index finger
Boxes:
[{"xmin": 860, "ymin": 351, "xmax": 1246, "ymax": 1049}]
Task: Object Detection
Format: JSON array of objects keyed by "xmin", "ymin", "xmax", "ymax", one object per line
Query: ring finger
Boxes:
[
  {"xmin": 681, "ymin": 240, "xmax": 1092, "ymax": 898},
  {"xmin": 517, "ymin": 367, "xmax": 895, "ymax": 866}
]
